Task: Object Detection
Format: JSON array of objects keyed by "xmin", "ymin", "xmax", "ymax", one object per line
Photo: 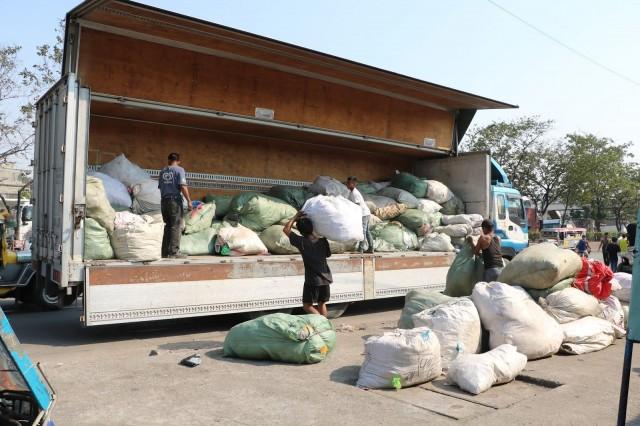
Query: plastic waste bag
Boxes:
[
  {"xmin": 302, "ymin": 195, "xmax": 363, "ymax": 242},
  {"xmin": 86, "ymin": 176, "xmax": 116, "ymax": 233},
  {"xmin": 179, "ymin": 228, "xmax": 217, "ymax": 255},
  {"xmin": 526, "ymin": 278, "xmax": 574, "ymax": 300},
  {"xmin": 131, "ymin": 179, "xmax": 161, "ymax": 214},
  {"xmin": 417, "ymin": 199, "xmax": 442, "ymax": 214},
  {"xmin": 390, "ymin": 172, "xmax": 428, "ymax": 198},
  {"xmin": 260, "ymin": 225, "xmax": 299, "ymax": 255},
  {"xmin": 560, "ymin": 316, "xmax": 616, "ymax": 355},
  {"xmin": 377, "ymin": 187, "xmax": 419, "ymax": 209},
  {"xmin": 398, "ymin": 289, "xmax": 454, "ymax": 329},
  {"xmin": 370, "ymin": 222, "xmax": 418, "ymax": 251},
  {"xmin": 445, "ymin": 243, "xmax": 483, "ymax": 297},
  {"xmin": 419, "ymin": 233, "xmax": 455, "ymax": 252},
  {"xmin": 266, "ymin": 186, "xmax": 310, "ymax": 210},
  {"xmin": 111, "ymin": 211, "xmax": 163, "ymax": 261},
  {"xmin": 217, "ymin": 223, "xmax": 268, "ymax": 256},
  {"xmin": 88, "ymin": 171, "xmax": 132, "ymax": 209},
  {"xmin": 84, "ymin": 218, "xmax": 114, "ymax": 260},
  {"xmin": 598, "ymin": 295, "xmax": 626, "ymax": 338},
  {"xmin": 573, "ymin": 258, "xmax": 614, "ymax": 300},
  {"xmin": 396, "ymin": 209, "xmax": 434, "ymax": 236},
  {"xmin": 227, "ymin": 192, "xmax": 297, "ymax": 232},
  {"xmin": 204, "ymin": 194, "xmax": 233, "ymax": 219},
  {"xmin": 184, "ymin": 202, "xmax": 216, "ymax": 234},
  {"xmin": 538, "ymin": 287, "xmax": 602, "ymax": 324},
  {"xmin": 308, "ymin": 176, "xmax": 349, "ymax": 197},
  {"xmin": 99, "ymin": 153, "xmax": 150, "ymax": 187},
  {"xmin": 425, "ymin": 180, "xmax": 454, "ymax": 204},
  {"xmin": 442, "ymin": 214, "xmax": 483, "ymax": 227},
  {"xmin": 434, "ymin": 224, "xmax": 472, "ymax": 238},
  {"xmin": 440, "ymin": 195, "xmax": 465, "ymax": 215}
]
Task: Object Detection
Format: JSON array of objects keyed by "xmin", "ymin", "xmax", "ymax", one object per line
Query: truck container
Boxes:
[{"xmin": 32, "ymin": 0, "xmax": 517, "ymax": 325}]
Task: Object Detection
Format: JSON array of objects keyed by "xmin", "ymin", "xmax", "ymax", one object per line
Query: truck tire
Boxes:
[
  {"xmin": 32, "ymin": 274, "xmax": 62, "ymax": 310},
  {"xmin": 327, "ymin": 303, "xmax": 349, "ymax": 319}
]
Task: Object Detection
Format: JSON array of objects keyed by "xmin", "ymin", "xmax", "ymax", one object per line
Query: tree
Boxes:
[
  {"xmin": 523, "ymin": 142, "xmax": 570, "ymax": 217},
  {"xmin": 609, "ymin": 167, "xmax": 640, "ymax": 232}
]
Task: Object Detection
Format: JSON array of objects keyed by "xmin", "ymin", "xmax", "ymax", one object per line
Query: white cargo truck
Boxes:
[{"xmin": 31, "ymin": 0, "xmax": 516, "ymax": 325}]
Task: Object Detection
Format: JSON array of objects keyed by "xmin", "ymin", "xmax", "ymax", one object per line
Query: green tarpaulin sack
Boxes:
[
  {"xmin": 526, "ymin": 278, "xmax": 574, "ymax": 300},
  {"xmin": 391, "ymin": 172, "xmax": 428, "ymax": 198},
  {"xmin": 396, "ymin": 209, "xmax": 433, "ymax": 236},
  {"xmin": 371, "ymin": 221, "xmax": 419, "ymax": 251},
  {"xmin": 204, "ymin": 194, "xmax": 233, "ymax": 219},
  {"xmin": 445, "ymin": 243, "xmax": 483, "ymax": 297},
  {"xmin": 84, "ymin": 218, "xmax": 114, "ymax": 260},
  {"xmin": 180, "ymin": 228, "xmax": 217, "ymax": 255},
  {"xmin": 357, "ymin": 183, "xmax": 378, "ymax": 195},
  {"xmin": 86, "ymin": 176, "xmax": 116, "ymax": 233},
  {"xmin": 440, "ymin": 195, "xmax": 465, "ymax": 215},
  {"xmin": 398, "ymin": 289, "xmax": 454, "ymax": 329},
  {"xmin": 266, "ymin": 186, "xmax": 310, "ymax": 210},
  {"xmin": 223, "ymin": 313, "xmax": 336, "ymax": 364},
  {"xmin": 260, "ymin": 225, "xmax": 299, "ymax": 255},
  {"xmin": 226, "ymin": 192, "xmax": 297, "ymax": 232},
  {"xmin": 183, "ymin": 202, "xmax": 216, "ymax": 234}
]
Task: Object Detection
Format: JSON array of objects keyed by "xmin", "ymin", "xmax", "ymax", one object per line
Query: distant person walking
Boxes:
[
  {"xmin": 598, "ymin": 232, "xmax": 611, "ymax": 266},
  {"xmin": 575, "ymin": 235, "xmax": 590, "ymax": 258},
  {"xmin": 474, "ymin": 219, "xmax": 504, "ymax": 282},
  {"xmin": 346, "ymin": 176, "xmax": 374, "ymax": 253},
  {"xmin": 158, "ymin": 153, "xmax": 192, "ymax": 259},
  {"xmin": 619, "ymin": 233, "xmax": 629, "ymax": 253},
  {"xmin": 607, "ymin": 237, "xmax": 621, "ymax": 273}
]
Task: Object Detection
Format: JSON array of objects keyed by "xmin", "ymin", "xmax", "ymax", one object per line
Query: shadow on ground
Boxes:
[{"xmin": 330, "ymin": 365, "xmax": 360, "ymax": 386}]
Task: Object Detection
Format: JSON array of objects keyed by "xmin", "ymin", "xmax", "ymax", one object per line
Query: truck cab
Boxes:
[{"xmin": 490, "ymin": 159, "xmax": 528, "ymax": 258}]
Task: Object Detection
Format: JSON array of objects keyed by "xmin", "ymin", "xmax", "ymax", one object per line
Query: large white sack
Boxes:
[
  {"xmin": 111, "ymin": 211, "xmax": 163, "ymax": 261},
  {"xmin": 131, "ymin": 179, "xmax": 162, "ymax": 214},
  {"xmin": 217, "ymin": 223, "xmax": 268, "ymax": 256},
  {"xmin": 613, "ymin": 272, "xmax": 632, "ymax": 302},
  {"xmin": 89, "ymin": 171, "xmax": 132, "ymax": 208},
  {"xmin": 434, "ymin": 224, "xmax": 472, "ymax": 238},
  {"xmin": 442, "ymin": 214, "xmax": 483, "ymax": 227},
  {"xmin": 86, "ymin": 176, "xmax": 116, "ymax": 233},
  {"xmin": 412, "ymin": 298, "xmax": 481, "ymax": 369},
  {"xmin": 598, "ymin": 295, "xmax": 626, "ymax": 338},
  {"xmin": 560, "ymin": 316, "xmax": 616, "ymax": 355},
  {"xmin": 425, "ymin": 180, "xmax": 454, "ymax": 204},
  {"xmin": 99, "ymin": 154, "xmax": 150, "ymax": 187},
  {"xmin": 447, "ymin": 344, "xmax": 527, "ymax": 395},
  {"xmin": 419, "ymin": 233, "xmax": 455, "ymax": 252},
  {"xmin": 308, "ymin": 176, "xmax": 349, "ymax": 198},
  {"xmin": 417, "ymin": 199, "xmax": 442, "ymax": 214},
  {"xmin": 539, "ymin": 287, "xmax": 602, "ymax": 324},
  {"xmin": 302, "ymin": 195, "xmax": 364, "ymax": 242},
  {"xmin": 357, "ymin": 327, "xmax": 441, "ymax": 389},
  {"xmin": 471, "ymin": 282, "xmax": 563, "ymax": 360}
]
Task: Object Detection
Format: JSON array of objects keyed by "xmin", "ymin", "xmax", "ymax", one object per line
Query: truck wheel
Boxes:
[
  {"xmin": 32, "ymin": 275, "xmax": 62, "ymax": 310},
  {"xmin": 327, "ymin": 303, "xmax": 349, "ymax": 319}
]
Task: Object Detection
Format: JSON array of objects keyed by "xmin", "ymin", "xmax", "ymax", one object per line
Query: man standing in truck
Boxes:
[
  {"xmin": 346, "ymin": 176, "xmax": 374, "ymax": 253},
  {"xmin": 158, "ymin": 153, "xmax": 192, "ymax": 258}
]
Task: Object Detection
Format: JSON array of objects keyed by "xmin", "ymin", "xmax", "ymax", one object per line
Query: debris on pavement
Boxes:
[{"xmin": 179, "ymin": 354, "xmax": 202, "ymax": 368}]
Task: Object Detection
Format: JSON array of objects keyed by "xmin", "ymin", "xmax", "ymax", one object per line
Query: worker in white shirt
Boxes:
[{"xmin": 346, "ymin": 176, "xmax": 374, "ymax": 253}]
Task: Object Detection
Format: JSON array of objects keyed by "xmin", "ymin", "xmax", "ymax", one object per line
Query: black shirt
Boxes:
[
  {"xmin": 289, "ymin": 233, "xmax": 332, "ymax": 286},
  {"xmin": 607, "ymin": 243, "xmax": 620, "ymax": 259},
  {"xmin": 482, "ymin": 236, "xmax": 503, "ymax": 269}
]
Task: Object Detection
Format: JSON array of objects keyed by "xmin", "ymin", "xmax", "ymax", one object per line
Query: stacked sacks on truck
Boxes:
[
  {"xmin": 131, "ymin": 180, "xmax": 161, "ymax": 214},
  {"xmin": 99, "ymin": 154, "xmax": 150, "ymax": 187},
  {"xmin": 308, "ymin": 176, "xmax": 349, "ymax": 198},
  {"xmin": 84, "ymin": 218, "xmax": 114, "ymax": 260},
  {"xmin": 266, "ymin": 186, "xmax": 310, "ymax": 210},
  {"xmin": 88, "ymin": 171, "xmax": 132, "ymax": 210},
  {"xmin": 226, "ymin": 192, "xmax": 297, "ymax": 232},
  {"xmin": 370, "ymin": 221, "xmax": 418, "ymax": 252},
  {"xmin": 217, "ymin": 223, "xmax": 268, "ymax": 256},
  {"xmin": 111, "ymin": 211, "xmax": 164, "ymax": 262},
  {"xmin": 416, "ymin": 199, "xmax": 442, "ymax": 214},
  {"xmin": 425, "ymin": 180, "xmax": 454, "ymax": 204},
  {"xmin": 419, "ymin": 233, "xmax": 455, "ymax": 252},
  {"xmin": 396, "ymin": 209, "xmax": 435, "ymax": 237},
  {"xmin": 440, "ymin": 195, "xmax": 465, "ymax": 215},
  {"xmin": 183, "ymin": 202, "xmax": 216, "ymax": 234},
  {"xmin": 204, "ymin": 194, "xmax": 233, "ymax": 219},
  {"xmin": 390, "ymin": 172, "xmax": 428, "ymax": 198},
  {"xmin": 377, "ymin": 187, "xmax": 419, "ymax": 209},
  {"xmin": 86, "ymin": 176, "xmax": 116, "ymax": 233}
]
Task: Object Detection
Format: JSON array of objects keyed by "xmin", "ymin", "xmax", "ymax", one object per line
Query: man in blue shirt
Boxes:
[{"xmin": 158, "ymin": 153, "xmax": 192, "ymax": 258}]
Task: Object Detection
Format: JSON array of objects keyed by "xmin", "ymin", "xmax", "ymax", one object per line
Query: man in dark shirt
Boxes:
[
  {"xmin": 158, "ymin": 153, "xmax": 192, "ymax": 258},
  {"xmin": 607, "ymin": 237, "xmax": 621, "ymax": 273},
  {"xmin": 283, "ymin": 211, "xmax": 332, "ymax": 317}
]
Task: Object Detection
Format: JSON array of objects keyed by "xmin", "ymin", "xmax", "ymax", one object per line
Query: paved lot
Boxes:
[{"xmin": 4, "ymin": 294, "xmax": 640, "ymax": 425}]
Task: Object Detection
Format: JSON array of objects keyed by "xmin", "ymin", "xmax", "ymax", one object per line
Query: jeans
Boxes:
[
  {"xmin": 483, "ymin": 267, "xmax": 503, "ymax": 282},
  {"xmin": 358, "ymin": 215, "xmax": 374, "ymax": 252},
  {"xmin": 610, "ymin": 257, "xmax": 618, "ymax": 273},
  {"xmin": 161, "ymin": 197, "xmax": 184, "ymax": 257}
]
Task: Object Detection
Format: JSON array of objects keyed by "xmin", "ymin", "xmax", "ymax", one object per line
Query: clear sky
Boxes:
[{"xmin": 2, "ymin": 0, "xmax": 639, "ymax": 155}]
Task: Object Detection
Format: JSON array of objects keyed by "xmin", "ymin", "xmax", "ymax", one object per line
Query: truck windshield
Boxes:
[{"xmin": 507, "ymin": 195, "xmax": 525, "ymax": 226}]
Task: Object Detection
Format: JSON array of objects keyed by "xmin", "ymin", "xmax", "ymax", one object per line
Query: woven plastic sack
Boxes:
[
  {"xmin": 419, "ymin": 233, "xmax": 455, "ymax": 252},
  {"xmin": 357, "ymin": 328, "xmax": 441, "ymax": 389},
  {"xmin": 445, "ymin": 243, "xmax": 483, "ymax": 297},
  {"xmin": 363, "ymin": 194, "xmax": 396, "ymax": 211},
  {"xmin": 86, "ymin": 176, "xmax": 116, "ymax": 233},
  {"xmin": 183, "ymin": 202, "xmax": 216, "ymax": 234},
  {"xmin": 398, "ymin": 290, "xmax": 454, "ymax": 329},
  {"xmin": 111, "ymin": 211, "xmax": 163, "ymax": 261},
  {"xmin": 442, "ymin": 214, "xmax": 483, "ymax": 227},
  {"xmin": 99, "ymin": 154, "xmax": 150, "ymax": 187},
  {"xmin": 308, "ymin": 176, "xmax": 349, "ymax": 198},
  {"xmin": 447, "ymin": 344, "xmax": 527, "ymax": 395},
  {"xmin": 573, "ymin": 258, "xmax": 614, "ymax": 300},
  {"xmin": 440, "ymin": 195, "xmax": 465, "ymax": 215},
  {"xmin": 425, "ymin": 180, "xmax": 454, "ymax": 204},
  {"xmin": 434, "ymin": 224, "xmax": 472, "ymax": 238},
  {"xmin": 560, "ymin": 316, "xmax": 616, "ymax": 355},
  {"xmin": 613, "ymin": 272, "xmax": 632, "ymax": 302},
  {"xmin": 599, "ymin": 295, "xmax": 626, "ymax": 338},
  {"xmin": 412, "ymin": 298, "xmax": 482, "ymax": 369},
  {"xmin": 223, "ymin": 313, "xmax": 336, "ymax": 364},
  {"xmin": 417, "ymin": 199, "xmax": 442, "ymax": 214},
  {"xmin": 204, "ymin": 194, "xmax": 233, "ymax": 219},
  {"xmin": 538, "ymin": 287, "xmax": 602, "ymax": 324},
  {"xmin": 301, "ymin": 195, "xmax": 363, "ymax": 242},
  {"xmin": 84, "ymin": 218, "xmax": 114, "ymax": 260},
  {"xmin": 217, "ymin": 223, "xmax": 268, "ymax": 256},
  {"xmin": 374, "ymin": 203, "xmax": 407, "ymax": 220},
  {"xmin": 370, "ymin": 222, "xmax": 418, "ymax": 251},
  {"xmin": 377, "ymin": 187, "xmax": 419, "ymax": 209},
  {"xmin": 526, "ymin": 278, "xmax": 574, "ymax": 300},
  {"xmin": 260, "ymin": 225, "xmax": 299, "ymax": 255},
  {"xmin": 391, "ymin": 172, "xmax": 428, "ymax": 198},
  {"xmin": 396, "ymin": 209, "xmax": 433, "ymax": 236},
  {"xmin": 472, "ymin": 282, "xmax": 563, "ymax": 360},
  {"xmin": 267, "ymin": 186, "xmax": 310, "ymax": 210},
  {"xmin": 357, "ymin": 183, "xmax": 378, "ymax": 195},
  {"xmin": 227, "ymin": 192, "xmax": 297, "ymax": 232},
  {"xmin": 88, "ymin": 171, "xmax": 132, "ymax": 209},
  {"xmin": 498, "ymin": 243, "xmax": 582, "ymax": 290},
  {"xmin": 179, "ymin": 228, "xmax": 217, "ymax": 255},
  {"xmin": 131, "ymin": 179, "xmax": 161, "ymax": 214},
  {"xmin": 372, "ymin": 239, "xmax": 399, "ymax": 252}
]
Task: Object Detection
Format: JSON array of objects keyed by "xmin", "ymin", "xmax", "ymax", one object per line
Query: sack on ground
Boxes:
[
  {"xmin": 440, "ymin": 195, "xmax": 465, "ymax": 215},
  {"xmin": 88, "ymin": 171, "xmax": 132, "ymax": 209},
  {"xmin": 419, "ymin": 233, "xmax": 455, "ymax": 252},
  {"xmin": 99, "ymin": 153, "xmax": 150, "ymax": 187},
  {"xmin": 396, "ymin": 209, "xmax": 434, "ymax": 236},
  {"xmin": 390, "ymin": 172, "xmax": 428, "ymax": 198},
  {"xmin": 179, "ymin": 228, "xmax": 217, "ymax": 255},
  {"xmin": 539, "ymin": 287, "xmax": 602, "ymax": 323},
  {"xmin": 434, "ymin": 224, "xmax": 472, "ymax": 238},
  {"xmin": 613, "ymin": 272, "xmax": 632, "ymax": 302},
  {"xmin": 445, "ymin": 243, "xmax": 483, "ymax": 297},
  {"xmin": 598, "ymin": 295, "xmax": 626, "ymax": 338},
  {"xmin": 573, "ymin": 258, "xmax": 614, "ymax": 300},
  {"xmin": 131, "ymin": 179, "xmax": 161, "ymax": 214},
  {"xmin": 412, "ymin": 298, "xmax": 482, "ymax": 369},
  {"xmin": 370, "ymin": 221, "xmax": 418, "ymax": 251},
  {"xmin": 377, "ymin": 187, "xmax": 419, "ymax": 208},
  {"xmin": 84, "ymin": 218, "xmax": 114, "ymax": 260},
  {"xmin": 498, "ymin": 243, "xmax": 582, "ymax": 290},
  {"xmin": 442, "ymin": 214, "xmax": 483, "ymax": 227},
  {"xmin": 417, "ymin": 199, "xmax": 442, "ymax": 214},
  {"xmin": 266, "ymin": 186, "xmax": 310, "ymax": 210},
  {"xmin": 302, "ymin": 195, "xmax": 364, "ymax": 242},
  {"xmin": 472, "ymin": 281, "xmax": 563, "ymax": 359},
  {"xmin": 446, "ymin": 344, "xmax": 527, "ymax": 395},
  {"xmin": 374, "ymin": 203, "xmax": 407, "ymax": 220},
  {"xmin": 398, "ymin": 289, "xmax": 454, "ymax": 329},
  {"xmin": 260, "ymin": 225, "xmax": 299, "ymax": 255},
  {"xmin": 184, "ymin": 202, "xmax": 216, "ymax": 234},
  {"xmin": 86, "ymin": 176, "xmax": 116, "ymax": 233},
  {"xmin": 111, "ymin": 211, "xmax": 163, "ymax": 261},
  {"xmin": 223, "ymin": 313, "xmax": 336, "ymax": 364},
  {"xmin": 356, "ymin": 328, "xmax": 441, "ymax": 389},
  {"xmin": 217, "ymin": 223, "xmax": 268, "ymax": 256},
  {"xmin": 425, "ymin": 180, "xmax": 454, "ymax": 204},
  {"xmin": 308, "ymin": 176, "xmax": 349, "ymax": 198},
  {"xmin": 526, "ymin": 278, "xmax": 574, "ymax": 300},
  {"xmin": 204, "ymin": 194, "xmax": 233, "ymax": 219},
  {"xmin": 560, "ymin": 316, "xmax": 616, "ymax": 355},
  {"xmin": 227, "ymin": 192, "xmax": 297, "ymax": 232}
]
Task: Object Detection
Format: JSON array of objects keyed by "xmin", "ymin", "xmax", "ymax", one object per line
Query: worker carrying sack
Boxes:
[
  {"xmin": 445, "ymin": 242, "xmax": 483, "ymax": 297},
  {"xmin": 227, "ymin": 192, "xmax": 297, "ymax": 232},
  {"xmin": 447, "ymin": 344, "xmax": 527, "ymax": 395},
  {"xmin": 559, "ymin": 316, "xmax": 616, "ymax": 355},
  {"xmin": 86, "ymin": 176, "xmax": 116, "ymax": 233},
  {"xmin": 99, "ymin": 153, "xmax": 150, "ymax": 187},
  {"xmin": 573, "ymin": 258, "xmax": 614, "ymax": 300},
  {"xmin": 538, "ymin": 287, "xmax": 602, "ymax": 324},
  {"xmin": 88, "ymin": 171, "xmax": 132, "ymax": 209},
  {"xmin": 183, "ymin": 202, "xmax": 216, "ymax": 234},
  {"xmin": 412, "ymin": 298, "xmax": 482, "ymax": 369},
  {"xmin": 390, "ymin": 172, "xmax": 428, "ymax": 198},
  {"xmin": 357, "ymin": 328, "xmax": 441, "ymax": 389},
  {"xmin": 223, "ymin": 313, "xmax": 336, "ymax": 364},
  {"xmin": 179, "ymin": 228, "xmax": 217, "ymax": 255},
  {"xmin": 472, "ymin": 282, "xmax": 563, "ymax": 360},
  {"xmin": 308, "ymin": 176, "xmax": 349, "ymax": 198},
  {"xmin": 419, "ymin": 233, "xmax": 455, "ymax": 252},
  {"xmin": 498, "ymin": 243, "xmax": 583, "ymax": 290},
  {"xmin": 217, "ymin": 223, "xmax": 268, "ymax": 256},
  {"xmin": 370, "ymin": 222, "xmax": 418, "ymax": 251},
  {"xmin": 302, "ymin": 195, "xmax": 364, "ymax": 243},
  {"xmin": 111, "ymin": 211, "xmax": 163, "ymax": 262},
  {"xmin": 398, "ymin": 290, "xmax": 454, "ymax": 329},
  {"xmin": 84, "ymin": 218, "xmax": 114, "ymax": 260}
]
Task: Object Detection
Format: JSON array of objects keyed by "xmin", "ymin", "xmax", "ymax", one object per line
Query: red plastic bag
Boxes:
[{"xmin": 573, "ymin": 258, "xmax": 613, "ymax": 300}]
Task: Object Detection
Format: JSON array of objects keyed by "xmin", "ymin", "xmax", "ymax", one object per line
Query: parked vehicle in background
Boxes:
[{"xmin": 541, "ymin": 227, "xmax": 587, "ymax": 250}]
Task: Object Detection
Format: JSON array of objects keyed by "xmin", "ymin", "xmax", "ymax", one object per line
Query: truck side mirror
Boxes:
[{"xmin": 21, "ymin": 206, "xmax": 32, "ymax": 223}]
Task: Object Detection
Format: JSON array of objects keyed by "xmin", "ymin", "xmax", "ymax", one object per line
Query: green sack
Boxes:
[
  {"xmin": 391, "ymin": 172, "xmax": 428, "ymax": 198},
  {"xmin": 445, "ymin": 243, "xmax": 481, "ymax": 297},
  {"xmin": 223, "ymin": 313, "xmax": 336, "ymax": 364},
  {"xmin": 398, "ymin": 289, "xmax": 454, "ymax": 329},
  {"xmin": 180, "ymin": 228, "xmax": 217, "ymax": 255},
  {"xmin": 86, "ymin": 176, "xmax": 116, "ymax": 233},
  {"xmin": 440, "ymin": 195, "xmax": 465, "ymax": 215},
  {"xmin": 371, "ymin": 221, "xmax": 418, "ymax": 251},
  {"xmin": 266, "ymin": 186, "xmax": 310, "ymax": 210},
  {"xmin": 377, "ymin": 187, "xmax": 419, "ymax": 209},
  {"xmin": 357, "ymin": 183, "xmax": 378, "ymax": 195},
  {"xmin": 373, "ymin": 239, "xmax": 399, "ymax": 252},
  {"xmin": 210, "ymin": 219, "xmax": 224, "ymax": 234},
  {"xmin": 84, "ymin": 218, "xmax": 114, "ymax": 260},
  {"xmin": 204, "ymin": 194, "xmax": 233, "ymax": 219},
  {"xmin": 396, "ymin": 209, "xmax": 433, "ymax": 236},
  {"xmin": 183, "ymin": 202, "xmax": 216, "ymax": 235},
  {"xmin": 226, "ymin": 192, "xmax": 297, "ymax": 232},
  {"xmin": 526, "ymin": 278, "xmax": 574, "ymax": 300},
  {"xmin": 260, "ymin": 225, "xmax": 299, "ymax": 255}
]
